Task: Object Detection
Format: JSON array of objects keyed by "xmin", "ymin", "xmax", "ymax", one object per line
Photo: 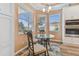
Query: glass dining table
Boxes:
[
  {"xmin": 33, "ymin": 34, "xmax": 54, "ymax": 46},
  {"xmin": 33, "ymin": 34, "xmax": 55, "ymax": 55}
]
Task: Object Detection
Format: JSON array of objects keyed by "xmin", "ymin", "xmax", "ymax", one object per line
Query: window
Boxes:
[
  {"xmin": 38, "ymin": 15, "xmax": 46, "ymax": 32},
  {"xmin": 49, "ymin": 14, "xmax": 60, "ymax": 32},
  {"xmin": 18, "ymin": 7, "xmax": 32, "ymax": 34}
]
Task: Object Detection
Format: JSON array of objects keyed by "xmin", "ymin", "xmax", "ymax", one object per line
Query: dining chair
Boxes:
[{"xmin": 26, "ymin": 31, "xmax": 48, "ymax": 56}]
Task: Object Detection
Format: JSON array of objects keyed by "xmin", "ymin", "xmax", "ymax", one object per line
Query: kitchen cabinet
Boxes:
[
  {"xmin": 63, "ymin": 37, "xmax": 79, "ymax": 44},
  {"xmin": 63, "ymin": 5, "xmax": 79, "ymax": 20},
  {"xmin": 0, "ymin": 4, "xmax": 13, "ymax": 16},
  {"xmin": 0, "ymin": 15, "xmax": 12, "ymax": 55},
  {"xmin": 0, "ymin": 4, "xmax": 14, "ymax": 56},
  {"xmin": 63, "ymin": 37, "xmax": 73, "ymax": 44},
  {"xmin": 72, "ymin": 37, "xmax": 79, "ymax": 44},
  {"xmin": 62, "ymin": 5, "xmax": 79, "ymax": 45}
]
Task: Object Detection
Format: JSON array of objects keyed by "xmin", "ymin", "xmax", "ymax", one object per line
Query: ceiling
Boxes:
[
  {"xmin": 19, "ymin": 3, "xmax": 79, "ymax": 12},
  {"xmin": 29, "ymin": 3, "xmax": 67, "ymax": 10}
]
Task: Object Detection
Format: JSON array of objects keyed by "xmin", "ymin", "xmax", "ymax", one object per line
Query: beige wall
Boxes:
[
  {"xmin": 15, "ymin": 35, "xmax": 27, "ymax": 52},
  {"xmin": 15, "ymin": 4, "xmax": 28, "ymax": 52}
]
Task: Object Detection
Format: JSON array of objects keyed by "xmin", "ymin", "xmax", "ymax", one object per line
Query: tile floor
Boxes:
[{"xmin": 48, "ymin": 43, "xmax": 62, "ymax": 56}]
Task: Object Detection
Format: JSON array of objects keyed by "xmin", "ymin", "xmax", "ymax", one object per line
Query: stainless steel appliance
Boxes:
[{"xmin": 65, "ymin": 19, "xmax": 79, "ymax": 37}]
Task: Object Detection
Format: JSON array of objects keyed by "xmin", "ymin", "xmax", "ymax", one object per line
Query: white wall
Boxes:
[
  {"xmin": 0, "ymin": 3, "xmax": 15, "ymax": 56},
  {"xmin": 62, "ymin": 5, "xmax": 79, "ymax": 44}
]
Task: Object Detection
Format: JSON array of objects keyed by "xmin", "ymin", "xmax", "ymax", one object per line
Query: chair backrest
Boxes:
[{"xmin": 27, "ymin": 31, "xmax": 34, "ymax": 55}]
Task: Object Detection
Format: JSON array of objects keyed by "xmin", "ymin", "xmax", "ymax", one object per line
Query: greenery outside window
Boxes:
[{"xmin": 18, "ymin": 7, "xmax": 32, "ymax": 34}]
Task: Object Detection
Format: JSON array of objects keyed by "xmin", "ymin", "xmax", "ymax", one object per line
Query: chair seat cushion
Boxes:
[{"xmin": 34, "ymin": 44, "xmax": 46, "ymax": 55}]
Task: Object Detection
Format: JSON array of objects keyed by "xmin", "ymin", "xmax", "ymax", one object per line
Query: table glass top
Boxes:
[{"xmin": 33, "ymin": 34, "xmax": 54, "ymax": 39}]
